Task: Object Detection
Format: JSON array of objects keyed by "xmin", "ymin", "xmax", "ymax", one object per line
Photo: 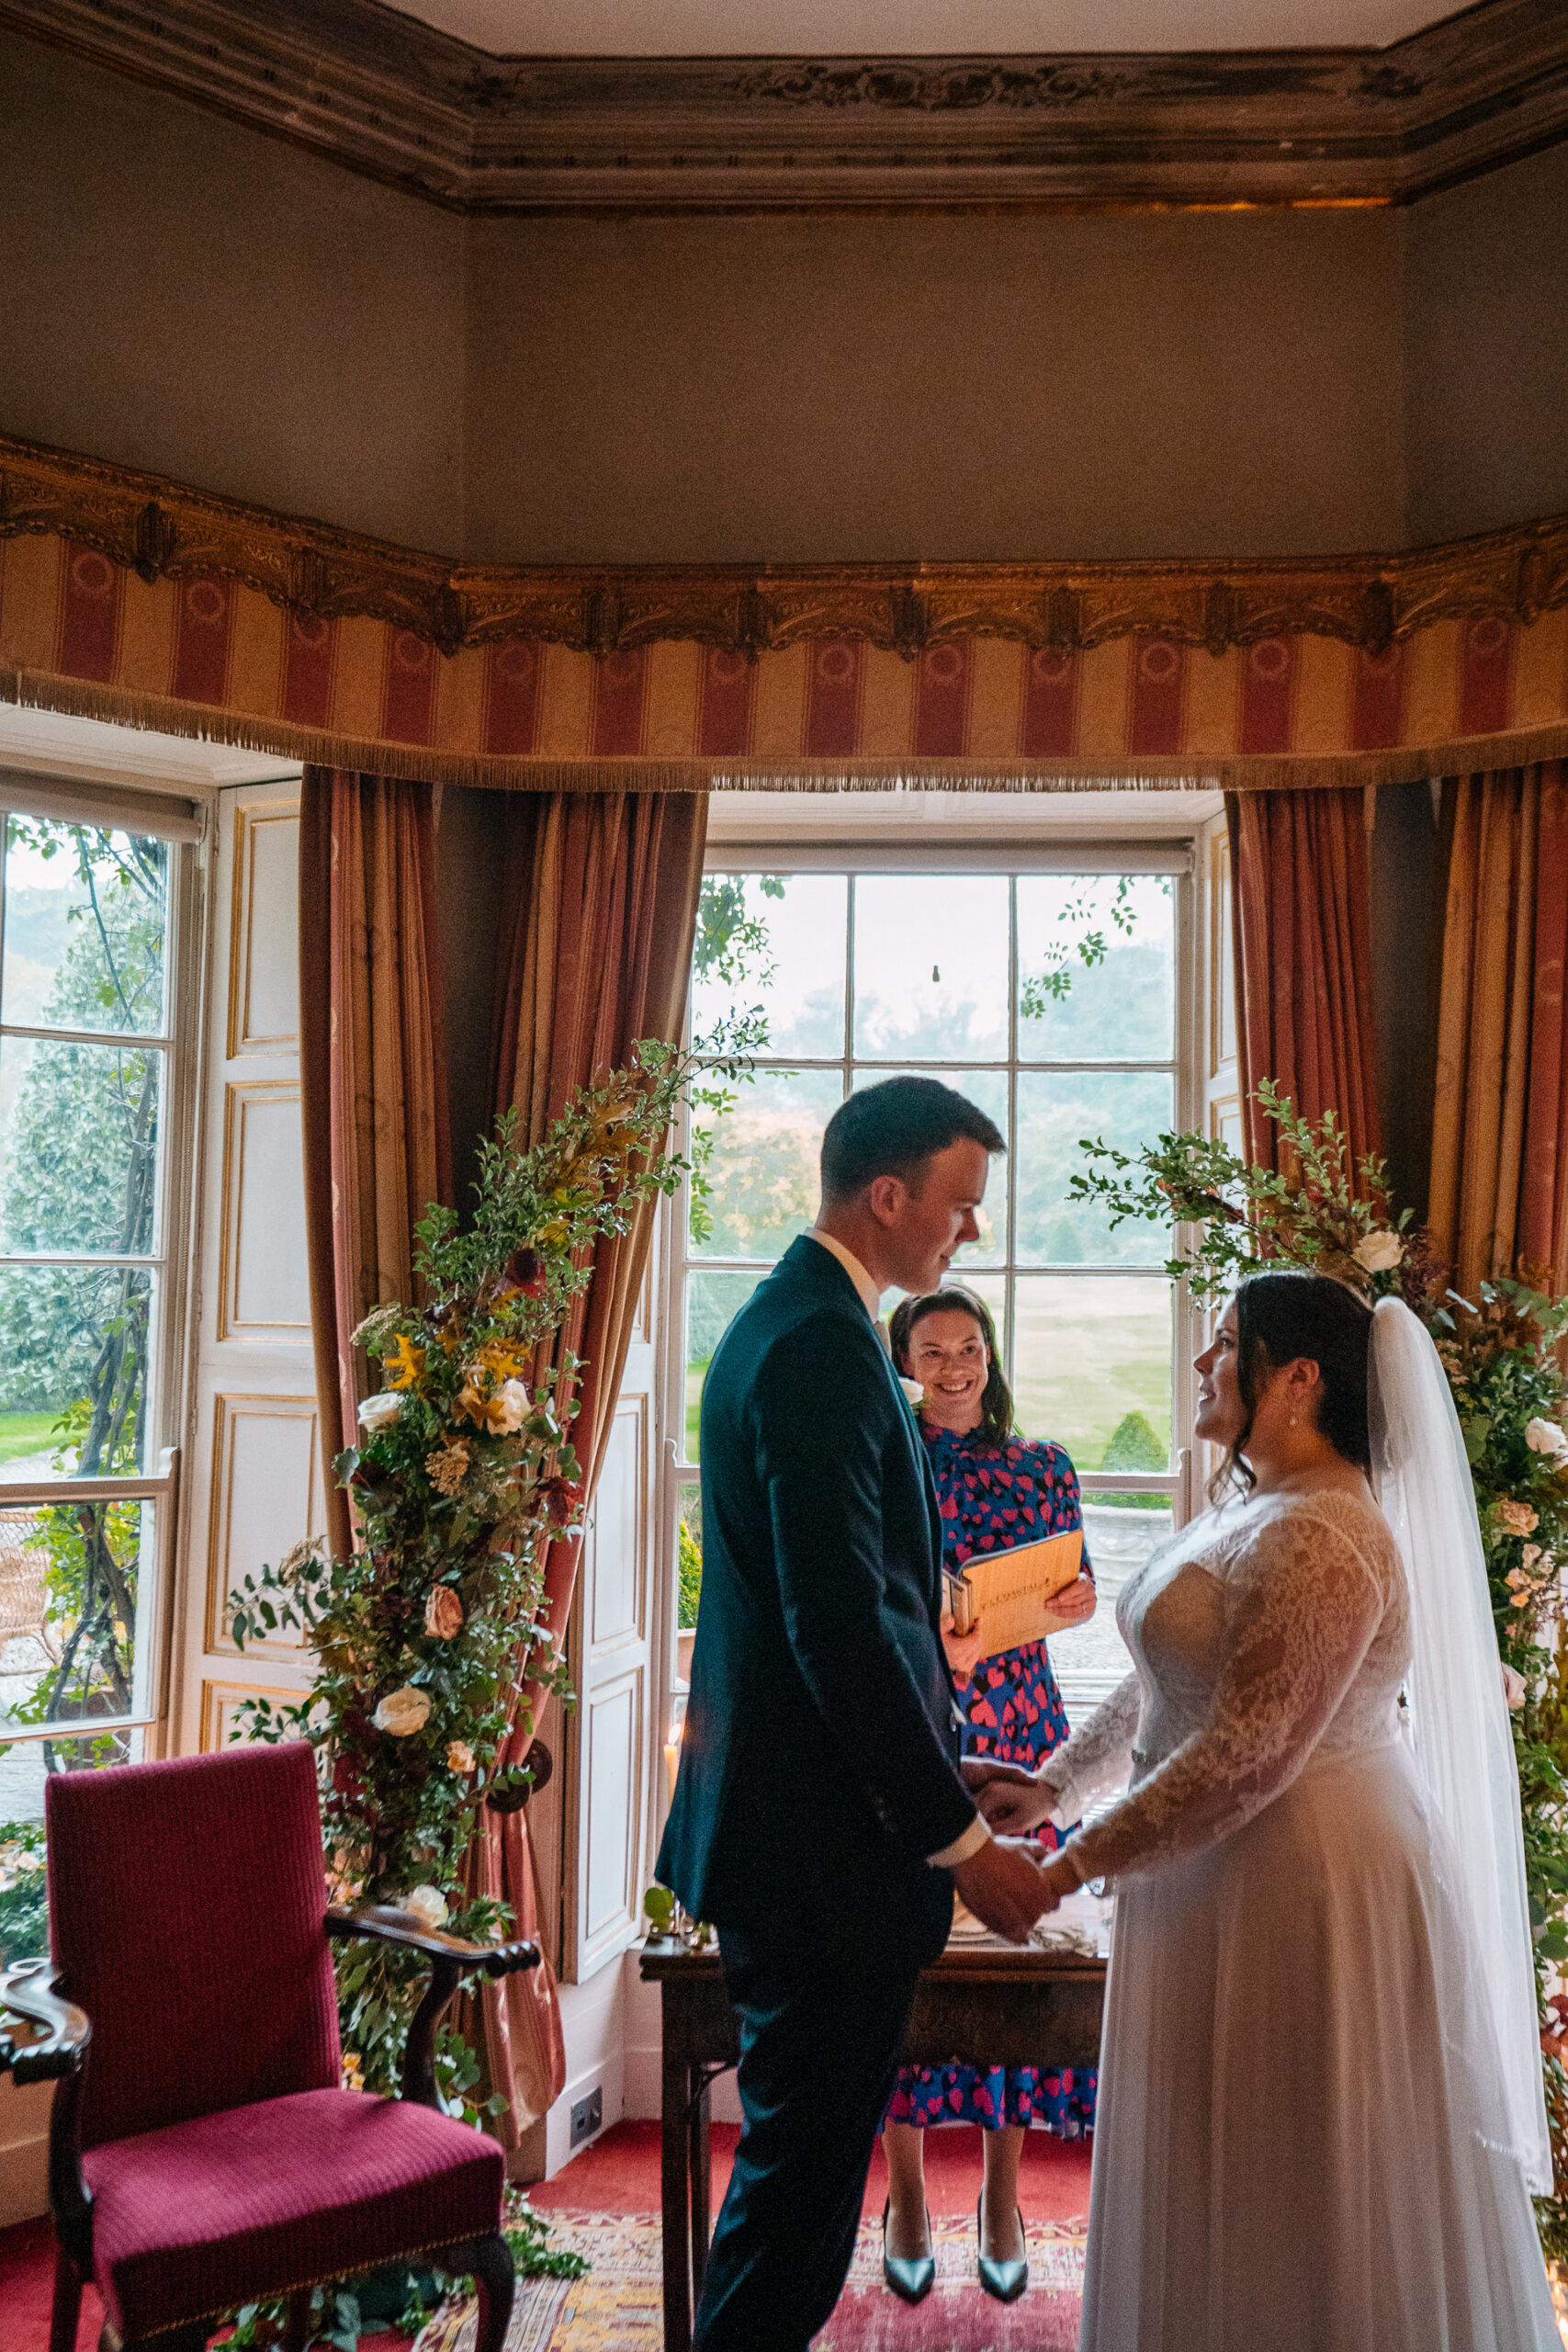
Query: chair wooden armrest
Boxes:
[
  {"xmin": 0, "ymin": 1959, "xmax": 90, "ymax": 2083},
  {"xmin": 324, "ymin": 1906, "xmax": 540, "ymax": 2109},
  {"xmin": 1, "ymin": 1960, "xmax": 95, "ymax": 2267},
  {"xmin": 324, "ymin": 1904, "xmax": 539, "ymax": 1977}
]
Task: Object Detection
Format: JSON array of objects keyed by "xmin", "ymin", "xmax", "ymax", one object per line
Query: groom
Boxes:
[{"xmin": 657, "ymin": 1077, "xmax": 1051, "ymax": 2352}]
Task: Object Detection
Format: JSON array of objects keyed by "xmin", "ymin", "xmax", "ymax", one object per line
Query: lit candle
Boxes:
[{"xmin": 664, "ymin": 1712, "xmax": 683, "ymax": 1805}]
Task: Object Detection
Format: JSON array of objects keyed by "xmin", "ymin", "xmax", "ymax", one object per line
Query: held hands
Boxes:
[
  {"xmin": 960, "ymin": 1755, "xmax": 1061, "ymax": 1838},
  {"xmin": 950, "ymin": 1835, "xmax": 1053, "ymax": 1945},
  {"xmin": 940, "ymin": 1608, "xmax": 987, "ymax": 1681}
]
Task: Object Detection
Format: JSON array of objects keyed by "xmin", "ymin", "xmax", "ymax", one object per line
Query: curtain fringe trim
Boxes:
[{"xmin": 8, "ymin": 669, "xmax": 1568, "ymax": 794}]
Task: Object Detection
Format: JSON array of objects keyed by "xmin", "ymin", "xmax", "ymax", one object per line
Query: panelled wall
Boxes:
[{"xmin": 175, "ymin": 779, "xmax": 322, "ymax": 1754}]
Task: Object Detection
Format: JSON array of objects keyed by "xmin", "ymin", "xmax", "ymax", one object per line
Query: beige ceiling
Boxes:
[{"xmin": 378, "ymin": 0, "xmax": 1457, "ymax": 54}]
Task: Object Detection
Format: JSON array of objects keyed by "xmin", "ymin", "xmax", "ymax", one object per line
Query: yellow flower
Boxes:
[
  {"xmin": 1495, "ymin": 1498, "xmax": 1540, "ymax": 1539},
  {"xmin": 475, "ymin": 1338, "xmax": 528, "ymax": 1382},
  {"xmin": 342, "ymin": 2052, "xmax": 365, "ymax": 2092},
  {"xmin": 384, "ymin": 1335, "xmax": 426, "ymax": 1391}
]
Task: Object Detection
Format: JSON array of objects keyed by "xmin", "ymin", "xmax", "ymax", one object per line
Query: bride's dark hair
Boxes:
[{"xmin": 1217, "ymin": 1270, "xmax": 1373, "ymax": 1497}]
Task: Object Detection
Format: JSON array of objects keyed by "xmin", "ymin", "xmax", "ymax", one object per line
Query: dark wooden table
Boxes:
[{"xmin": 639, "ymin": 1933, "xmax": 1106, "ymax": 2352}]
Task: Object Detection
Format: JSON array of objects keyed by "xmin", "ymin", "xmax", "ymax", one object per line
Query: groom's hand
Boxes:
[
  {"xmin": 961, "ymin": 1758, "xmax": 1058, "ymax": 1838},
  {"xmin": 951, "ymin": 1835, "xmax": 1050, "ymax": 1945}
]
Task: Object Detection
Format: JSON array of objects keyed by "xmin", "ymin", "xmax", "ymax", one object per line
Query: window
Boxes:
[
  {"xmin": 668, "ymin": 849, "xmax": 1194, "ymax": 1725},
  {"xmin": 0, "ymin": 799, "xmax": 195, "ymax": 1958}
]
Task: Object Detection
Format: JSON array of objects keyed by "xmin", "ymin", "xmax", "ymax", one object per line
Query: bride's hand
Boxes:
[{"xmin": 1034, "ymin": 1852, "xmax": 1079, "ymax": 1918}]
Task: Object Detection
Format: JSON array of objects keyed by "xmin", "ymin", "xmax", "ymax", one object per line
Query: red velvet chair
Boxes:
[{"xmin": 0, "ymin": 1743, "xmax": 538, "ymax": 2352}]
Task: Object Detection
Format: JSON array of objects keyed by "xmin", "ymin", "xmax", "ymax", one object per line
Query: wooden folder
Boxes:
[{"xmin": 943, "ymin": 1526, "xmax": 1084, "ymax": 1660}]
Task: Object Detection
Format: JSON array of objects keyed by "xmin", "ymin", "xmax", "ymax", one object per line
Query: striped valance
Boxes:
[{"xmin": 4, "ymin": 444, "xmax": 1568, "ymax": 790}]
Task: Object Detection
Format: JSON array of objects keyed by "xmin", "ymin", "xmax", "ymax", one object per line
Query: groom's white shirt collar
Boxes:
[
  {"xmin": 804, "ymin": 1228, "xmax": 991, "ymax": 1873},
  {"xmin": 806, "ymin": 1227, "xmax": 884, "ymax": 1325}
]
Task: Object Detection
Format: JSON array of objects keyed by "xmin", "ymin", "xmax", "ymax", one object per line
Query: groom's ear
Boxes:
[{"xmin": 865, "ymin": 1171, "xmax": 908, "ymax": 1228}]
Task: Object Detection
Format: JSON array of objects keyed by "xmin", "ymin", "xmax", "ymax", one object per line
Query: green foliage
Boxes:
[
  {"xmin": 688, "ymin": 876, "xmax": 778, "ymax": 1246},
  {"xmin": 1020, "ymin": 875, "xmax": 1146, "ymax": 1014},
  {"xmin": 1069, "ymin": 1079, "xmax": 1429, "ymax": 1308},
  {"xmin": 0, "ymin": 1820, "xmax": 48, "ymax": 1968},
  {"xmin": 504, "ymin": 2198, "xmax": 591, "ymax": 2280},
  {"xmin": 1100, "ymin": 1412, "xmax": 1168, "ymax": 1472},
  {"xmin": 692, "ymin": 873, "xmax": 784, "ymax": 990},
  {"xmin": 227, "ymin": 1034, "xmax": 749, "ymax": 2110},
  {"xmin": 677, "ymin": 1518, "xmax": 703, "ymax": 1630}
]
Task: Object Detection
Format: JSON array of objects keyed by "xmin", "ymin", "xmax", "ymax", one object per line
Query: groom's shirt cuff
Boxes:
[{"xmin": 928, "ymin": 1815, "xmax": 991, "ymax": 1869}]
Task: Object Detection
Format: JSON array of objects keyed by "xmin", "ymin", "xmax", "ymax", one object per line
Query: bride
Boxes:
[{"xmin": 976, "ymin": 1269, "xmax": 1559, "ymax": 2350}]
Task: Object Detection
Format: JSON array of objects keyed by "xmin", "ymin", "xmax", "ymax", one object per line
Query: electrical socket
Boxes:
[{"xmin": 570, "ymin": 2084, "xmax": 603, "ymax": 2149}]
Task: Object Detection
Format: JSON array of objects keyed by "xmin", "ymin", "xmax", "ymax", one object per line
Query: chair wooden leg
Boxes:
[
  {"xmin": 470, "ymin": 2231, "xmax": 516, "ymax": 2352},
  {"xmin": 49, "ymin": 2246, "xmax": 83, "ymax": 2352}
]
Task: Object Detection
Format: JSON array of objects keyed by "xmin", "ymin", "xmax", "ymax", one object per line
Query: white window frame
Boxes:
[
  {"xmin": 0, "ymin": 775, "xmax": 207, "ymax": 1758},
  {"xmin": 654, "ymin": 825, "xmax": 1207, "ymax": 1769}
]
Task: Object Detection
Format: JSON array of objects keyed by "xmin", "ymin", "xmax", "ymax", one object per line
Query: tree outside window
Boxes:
[{"xmin": 0, "ymin": 811, "xmax": 180, "ymax": 1962}]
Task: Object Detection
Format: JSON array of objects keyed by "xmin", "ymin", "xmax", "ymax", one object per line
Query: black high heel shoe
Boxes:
[
  {"xmin": 976, "ymin": 2188, "xmax": 1029, "ymax": 2303},
  {"xmin": 881, "ymin": 2199, "xmax": 936, "ymax": 2304}
]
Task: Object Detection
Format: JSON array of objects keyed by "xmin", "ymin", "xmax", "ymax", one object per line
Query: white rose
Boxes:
[
  {"xmin": 401, "ymin": 1883, "xmax": 449, "ymax": 1932},
  {"xmin": 357, "ymin": 1390, "xmax": 403, "ymax": 1432},
  {"xmin": 493, "ymin": 1377, "xmax": 530, "ymax": 1435},
  {"xmin": 372, "ymin": 1685, "xmax": 431, "ymax": 1737},
  {"xmin": 1525, "ymin": 1418, "xmax": 1568, "ymax": 1456},
  {"xmin": 899, "ymin": 1376, "xmax": 925, "ymax": 1405},
  {"xmin": 1501, "ymin": 1663, "xmax": 1529, "ymax": 1712},
  {"xmin": 1351, "ymin": 1230, "xmax": 1404, "ymax": 1274}
]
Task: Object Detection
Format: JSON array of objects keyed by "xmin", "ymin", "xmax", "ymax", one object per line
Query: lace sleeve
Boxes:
[
  {"xmin": 1040, "ymin": 1673, "xmax": 1141, "ymax": 1824},
  {"xmin": 1065, "ymin": 1508, "xmax": 1386, "ymax": 1886}
]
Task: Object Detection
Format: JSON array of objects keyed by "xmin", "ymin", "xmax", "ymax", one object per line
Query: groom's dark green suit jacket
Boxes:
[{"xmin": 657, "ymin": 1234, "xmax": 979, "ymax": 1970}]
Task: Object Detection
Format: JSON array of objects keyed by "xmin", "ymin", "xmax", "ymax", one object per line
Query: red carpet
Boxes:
[
  {"xmin": 0, "ymin": 2122, "xmax": 1091, "ymax": 2349},
  {"xmin": 526, "ymin": 2117, "xmax": 1092, "ymax": 2229}
]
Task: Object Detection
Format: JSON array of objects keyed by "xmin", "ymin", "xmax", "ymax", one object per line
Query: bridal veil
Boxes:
[{"xmin": 1370, "ymin": 1295, "xmax": 1553, "ymax": 2194}]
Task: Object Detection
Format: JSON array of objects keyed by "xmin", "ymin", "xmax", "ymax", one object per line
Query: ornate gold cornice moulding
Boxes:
[
  {"xmin": 6, "ymin": 430, "xmax": 1568, "ymax": 665},
  {"xmin": 4, "ymin": 0, "xmax": 1568, "ymax": 212}
]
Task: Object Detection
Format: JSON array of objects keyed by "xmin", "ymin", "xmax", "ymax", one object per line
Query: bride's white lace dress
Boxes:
[{"xmin": 1049, "ymin": 1482, "xmax": 1558, "ymax": 2352}]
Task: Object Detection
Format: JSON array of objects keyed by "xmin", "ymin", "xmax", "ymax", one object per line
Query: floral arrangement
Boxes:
[
  {"xmin": 1075, "ymin": 1083, "xmax": 1568, "ymax": 2253},
  {"xmin": 230, "ymin": 1033, "xmax": 748, "ymax": 2114}
]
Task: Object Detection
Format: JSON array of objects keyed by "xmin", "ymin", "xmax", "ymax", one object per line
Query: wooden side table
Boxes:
[{"xmin": 639, "ymin": 1935, "xmax": 1105, "ymax": 2352}]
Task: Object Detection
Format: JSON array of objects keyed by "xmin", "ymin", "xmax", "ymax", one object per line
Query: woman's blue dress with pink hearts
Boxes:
[{"xmin": 885, "ymin": 1420, "xmax": 1099, "ymax": 2139}]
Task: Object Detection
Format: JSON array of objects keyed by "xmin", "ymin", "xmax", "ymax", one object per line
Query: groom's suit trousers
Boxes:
[{"xmin": 692, "ymin": 1927, "xmax": 922, "ymax": 2352}]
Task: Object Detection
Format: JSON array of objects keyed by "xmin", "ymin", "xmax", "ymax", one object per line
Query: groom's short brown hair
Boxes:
[{"xmin": 820, "ymin": 1076, "xmax": 1005, "ymax": 1201}]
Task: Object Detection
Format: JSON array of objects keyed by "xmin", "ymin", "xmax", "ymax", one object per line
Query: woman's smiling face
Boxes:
[{"xmin": 906, "ymin": 1306, "xmax": 989, "ymax": 1430}]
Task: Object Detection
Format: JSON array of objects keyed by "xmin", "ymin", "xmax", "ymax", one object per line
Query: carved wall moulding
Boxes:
[
  {"xmin": 3, "ymin": 0, "xmax": 1567, "ymax": 212},
  {"xmin": 4, "ymin": 430, "xmax": 1568, "ymax": 664}
]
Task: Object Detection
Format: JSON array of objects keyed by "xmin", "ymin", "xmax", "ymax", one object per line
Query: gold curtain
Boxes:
[
  {"xmin": 1225, "ymin": 787, "xmax": 1383, "ymax": 1178},
  {"xmin": 1429, "ymin": 763, "xmax": 1568, "ymax": 1295},
  {"xmin": 299, "ymin": 769, "xmax": 451, "ymax": 1565}
]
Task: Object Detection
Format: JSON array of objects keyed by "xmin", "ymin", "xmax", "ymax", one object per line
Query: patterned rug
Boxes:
[{"xmin": 415, "ymin": 2212, "xmax": 1087, "ymax": 2352}]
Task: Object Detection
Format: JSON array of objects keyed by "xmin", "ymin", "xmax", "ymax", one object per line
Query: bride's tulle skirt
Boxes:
[{"xmin": 1080, "ymin": 1737, "xmax": 1560, "ymax": 2351}]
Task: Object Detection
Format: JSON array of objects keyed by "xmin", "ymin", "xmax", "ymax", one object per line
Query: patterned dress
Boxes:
[{"xmin": 885, "ymin": 1420, "xmax": 1099, "ymax": 2138}]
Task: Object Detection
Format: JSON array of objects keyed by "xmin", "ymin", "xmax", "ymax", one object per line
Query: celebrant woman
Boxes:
[
  {"xmin": 880, "ymin": 1285, "xmax": 1098, "ymax": 2307},
  {"xmin": 976, "ymin": 1271, "xmax": 1558, "ymax": 2350}
]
